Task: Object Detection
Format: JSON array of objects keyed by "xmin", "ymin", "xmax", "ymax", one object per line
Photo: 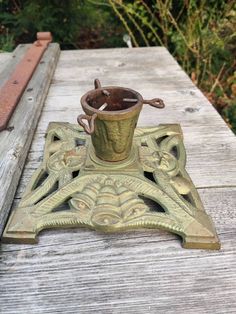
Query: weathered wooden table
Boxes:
[{"xmin": 0, "ymin": 47, "xmax": 236, "ymax": 313}]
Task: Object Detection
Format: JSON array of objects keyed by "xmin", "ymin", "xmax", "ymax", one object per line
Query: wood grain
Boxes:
[
  {"xmin": 12, "ymin": 47, "xmax": 236, "ymax": 192},
  {"xmin": 0, "ymin": 43, "xmax": 60, "ymax": 235},
  {"xmin": 0, "ymin": 47, "xmax": 236, "ymax": 314},
  {"xmin": 0, "ymin": 52, "xmax": 11, "ymax": 69},
  {"xmin": 0, "ymin": 188, "xmax": 236, "ymax": 314}
]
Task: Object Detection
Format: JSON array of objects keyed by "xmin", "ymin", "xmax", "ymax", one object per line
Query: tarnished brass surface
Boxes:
[
  {"xmin": 78, "ymin": 79, "xmax": 165, "ymax": 161},
  {"xmin": 2, "ymin": 122, "xmax": 220, "ymax": 249}
]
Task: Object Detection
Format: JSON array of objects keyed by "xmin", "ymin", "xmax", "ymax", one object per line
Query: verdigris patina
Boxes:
[{"xmin": 3, "ymin": 122, "xmax": 220, "ymax": 249}]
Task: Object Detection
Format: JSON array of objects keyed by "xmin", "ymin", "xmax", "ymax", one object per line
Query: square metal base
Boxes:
[{"xmin": 2, "ymin": 122, "xmax": 220, "ymax": 249}]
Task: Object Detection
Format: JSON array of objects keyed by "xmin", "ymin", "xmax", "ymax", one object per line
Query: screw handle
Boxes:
[{"xmin": 143, "ymin": 98, "xmax": 165, "ymax": 108}]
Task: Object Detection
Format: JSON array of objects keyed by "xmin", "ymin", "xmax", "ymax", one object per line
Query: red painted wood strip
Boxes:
[{"xmin": 0, "ymin": 32, "xmax": 52, "ymax": 131}]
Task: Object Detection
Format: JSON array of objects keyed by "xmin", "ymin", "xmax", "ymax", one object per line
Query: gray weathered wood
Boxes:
[
  {"xmin": 0, "ymin": 52, "xmax": 11, "ymax": 69},
  {"xmin": 12, "ymin": 47, "xmax": 236, "ymax": 191},
  {"xmin": 0, "ymin": 188, "xmax": 236, "ymax": 314},
  {"xmin": 0, "ymin": 43, "xmax": 60, "ymax": 235},
  {"xmin": 0, "ymin": 47, "xmax": 236, "ymax": 314},
  {"xmin": 0, "ymin": 45, "xmax": 28, "ymax": 87}
]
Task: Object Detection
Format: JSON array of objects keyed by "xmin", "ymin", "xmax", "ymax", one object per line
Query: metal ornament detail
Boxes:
[{"xmin": 2, "ymin": 122, "xmax": 220, "ymax": 249}]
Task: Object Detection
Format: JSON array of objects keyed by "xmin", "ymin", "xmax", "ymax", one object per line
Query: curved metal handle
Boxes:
[
  {"xmin": 143, "ymin": 98, "xmax": 165, "ymax": 109},
  {"xmin": 77, "ymin": 113, "xmax": 97, "ymax": 134},
  {"xmin": 94, "ymin": 79, "xmax": 102, "ymax": 89},
  {"xmin": 94, "ymin": 78, "xmax": 110, "ymax": 97}
]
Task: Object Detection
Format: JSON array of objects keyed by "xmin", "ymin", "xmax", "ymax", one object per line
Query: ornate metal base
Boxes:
[{"xmin": 2, "ymin": 122, "xmax": 220, "ymax": 249}]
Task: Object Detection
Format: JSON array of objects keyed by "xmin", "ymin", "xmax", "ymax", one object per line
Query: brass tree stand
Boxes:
[{"xmin": 3, "ymin": 122, "xmax": 220, "ymax": 249}]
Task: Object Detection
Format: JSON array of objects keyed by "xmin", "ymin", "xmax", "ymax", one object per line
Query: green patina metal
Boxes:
[
  {"xmin": 3, "ymin": 122, "xmax": 220, "ymax": 249},
  {"xmin": 77, "ymin": 79, "xmax": 164, "ymax": 161}
]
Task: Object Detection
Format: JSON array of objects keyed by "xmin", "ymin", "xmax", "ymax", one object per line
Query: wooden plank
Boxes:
[
  {"xmin": 43, "ymin": 48, "xmax": 235, "ymax": 188},
  {"xmin": 0, "ymin": 187, "xmax": 235, "ymax": 313},
  {"xmin": 0, "ymin": 45, "xmax": 29, "ymax": 87},
  {"xmin": 0, "ymin": 43, "xmax": 60, "ymax": 235},
  {"xmin": 0, "ymin": 47, "xmax": 235, "ymax": 314},
  {"xmin": 0, "ymin": 52, "xmax": 11, "ymax": 69},
  {"xmin": 0, "ymin": 33, "xmax": 52, "ymax": 131},
  {"xmin": 9, "ymin": 47, "xmax": 236, "ymax": 191}
]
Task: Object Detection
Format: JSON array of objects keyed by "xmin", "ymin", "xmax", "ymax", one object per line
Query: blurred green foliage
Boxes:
[
  {"xmin": 0, "ymin": 0, "xmax": 80, "ymax": 49},
  {"xmin": 108, "ymin": 0, "xmax": 236, "ymax": 133},
  {"xmin": 0, "ymin": 0, "xmax": 235, "ymax": 133},
  {"xmin": 0, "ymin": 0, "xmax": 124, "ymax": 49}
]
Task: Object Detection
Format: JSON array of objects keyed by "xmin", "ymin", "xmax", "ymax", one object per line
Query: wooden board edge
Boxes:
[{"xmin": 0, "ymin": 43, "xmax": 60, "ymax": 235}]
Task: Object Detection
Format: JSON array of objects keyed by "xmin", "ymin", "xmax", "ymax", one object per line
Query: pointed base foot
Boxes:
[
  {"xmin": 1, "ymin": 231, "xmax": 38, "ymax": 244},
  {"xmin": 182, "ymin": 236, "xmax": 221, "ymax": 250}
]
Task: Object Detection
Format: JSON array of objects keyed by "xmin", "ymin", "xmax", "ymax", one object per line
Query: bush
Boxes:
[
  {"xmin": 0, "ymin": 0, "xmax": 125, "ymax": 50},
  {"xmin": 108, "ymin": 0, "xmax": 236, "ymax": 133},
  {"xmin": 0, "ymin": 0, "xmax": 83, "ymax": 49},
  {"xmin": 0, "ymin": 0, "xmax": 235, "ymax": 133}
]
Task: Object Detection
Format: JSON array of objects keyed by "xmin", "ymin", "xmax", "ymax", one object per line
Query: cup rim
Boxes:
[{"xmin": 80, "ymin": 85, "xmax": 143, "ymax": 115}]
